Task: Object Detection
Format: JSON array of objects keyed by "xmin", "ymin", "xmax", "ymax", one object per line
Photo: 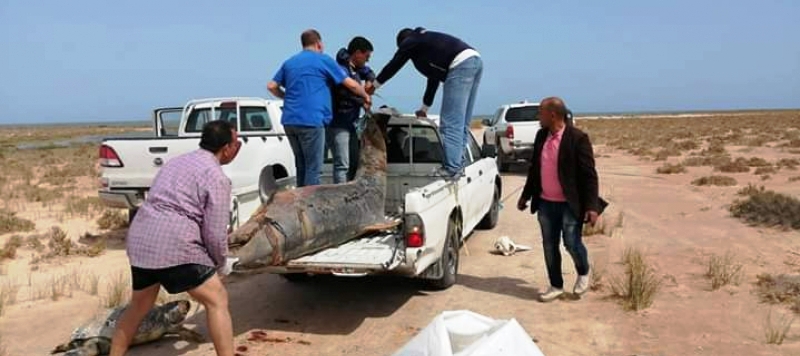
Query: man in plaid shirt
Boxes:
[{"xmin": 110, "ymin": 120, "xmax": 241, "ymax": 356}]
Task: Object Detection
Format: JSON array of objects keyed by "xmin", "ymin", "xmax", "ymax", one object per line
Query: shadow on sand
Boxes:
[{"xmin": 127, "ymin": 272, "xmax": 426, "ymax": 355}]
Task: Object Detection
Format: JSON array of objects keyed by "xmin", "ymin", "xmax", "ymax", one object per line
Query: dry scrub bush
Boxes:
[
  {"xmin": 610, "ymin": 246, "xmax": 661, "ymax": 311},
  {"xmin": 590, "ymin": 259, "xmax": 606, "ymax": 291},
  {"xmin": 755, "ymin": 274, "xmax": 800, "ymax": 313},
  {"xmin": 706, "ymin": 251, "xmax": 744, "ymax": 290},
  {"xmin": 754, "ymin": 166, "xmax": 777, "ymax": 175},
  {"xmin": 583, "ymin": 211, "xmax": 623, "ymax": 237},
  {"xmin": 715, "ymin": 159, "xmax": 750, "ymax": 173},
  {"xmin": 683, "ymin": 155, "xmax": 731, "ymax": 167},
  {"xmin": 0, "ymin": 280, "xmax": 20, "ymax": 316},
  {"xmin": 0, "ymin": 209, "xmax": 35, "ymax": 235},
  {"xmin": 0, "ymin": 236, "xmax": 23, "ymax": 261},
  {"xmin": 656, "ymin": 163, "xmax": 687, "ymax": 174},
  {"xmin": 789, "ymin": 176, "xmax": 800, "ymax": 182},
  {"xmin": 97, "ymin": 210, "xmax": 128, "ymax": 230},
  {"xmin": 764, "ymin": 308, "xmax": 794, "ymax": 345},
  {"xmin": 777, "ymin": 158, "xmax": 800, "ymax": 170},
  {"xmin": 691, "ymin": 175, "xmax": 737, "ymax": 186},
  {"xmin": 103, "ymin": 270, "xmax": 130, "ymax": 308},
  {"xmin": 729, "ymin": 185, "xmax": 800, "ymax": 230}
]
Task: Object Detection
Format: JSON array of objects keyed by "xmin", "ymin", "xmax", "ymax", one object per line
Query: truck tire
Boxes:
[
  {"xmin": 426, "ymin": 219, "xmax": 459, "ymax": 290},
  {"xmin": 497, "ymin": 140, "xmax": 510, "ymax": 172},
  {"xmin": 477, "ymin": 184, "xmax": 500, "ymax": 230}
]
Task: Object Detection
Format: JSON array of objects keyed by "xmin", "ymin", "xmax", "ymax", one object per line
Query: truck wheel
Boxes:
[
  {"xmin": 426, "ymin": 219, "xmax": 459, "ymax": 290},
  {"xmin": 497, "ymin": 140, "xmax": 510, "ymax": 172},
  {"xmin": 477, "ymin": 184, "xmax": 500, "ymax": 230}
]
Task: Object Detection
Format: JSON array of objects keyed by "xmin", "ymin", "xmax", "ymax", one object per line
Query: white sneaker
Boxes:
[
  {"xmin": 574, "ymin": 274, "xmax": 590, "ymax": 295},
  {"xmin": 539, "ymin": 286, "xmax": 564, "ymax": 302}
]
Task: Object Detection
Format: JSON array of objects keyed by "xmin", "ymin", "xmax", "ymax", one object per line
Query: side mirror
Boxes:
[
  {"xmin": 481, "ymin": 118, "xmax": 492, "ymax": 126},
  {"xmin": 481, "ymin": 144, "xmax": 497, "ymax": 158}
]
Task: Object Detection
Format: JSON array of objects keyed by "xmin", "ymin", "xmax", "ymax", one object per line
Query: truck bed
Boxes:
[{"xmin": 281, "ymin": 167, "xmax": 443, "ymax": 276}]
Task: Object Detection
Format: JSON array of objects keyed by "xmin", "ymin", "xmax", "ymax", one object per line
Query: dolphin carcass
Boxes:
[{"xmin": 228, "ymin": 109, "xmax": 398, "ymax": 268}]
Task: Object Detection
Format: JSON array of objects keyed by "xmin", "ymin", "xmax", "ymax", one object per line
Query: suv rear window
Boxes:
[{"xmin": 504, "ymin": 106, "xmax": 539, "ymax": 122}]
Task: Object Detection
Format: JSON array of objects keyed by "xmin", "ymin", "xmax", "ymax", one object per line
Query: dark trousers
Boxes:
[
  {"xmin": 536, "ymin": 199, "xmax": 590, "ymax": 289},
  {"xmin": 285, "ymin": 125, "xmax": 325, "ymax": 187}
]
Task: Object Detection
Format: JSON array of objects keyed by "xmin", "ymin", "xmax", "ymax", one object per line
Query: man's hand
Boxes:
[
  {"xmin": 517, "ymin": 197, "xmax": 528, "ymax": 211},
  {"xmin": 584, "ymin": 210, "xmax": 599, "ymax": 227},
  {"xmin": 415, "ymin": 109, "xmax": 427, "ymax": 118},
  {"xmin": 365, "ymin": 81, "xmax": 375, "ymax": 95},
  {"xmin": 362, "ymin": 94, "xmax": 372, "ymax": 111}
]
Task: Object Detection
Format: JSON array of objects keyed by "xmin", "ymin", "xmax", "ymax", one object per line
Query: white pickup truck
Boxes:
[
  {"xmin": 97, "ymin": 97, "xmax": 297, "ymax": 229},
  {"xmin": 266, "ymin": 113, "xmax": 502, "ymax": 290}
]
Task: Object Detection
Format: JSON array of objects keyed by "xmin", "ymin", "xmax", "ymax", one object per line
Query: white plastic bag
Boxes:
[{"xmin": 393, "ymin": 310, "xmax": 545, "ymax": 356}]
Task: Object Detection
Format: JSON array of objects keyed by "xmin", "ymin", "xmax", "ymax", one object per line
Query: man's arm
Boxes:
[
  {"xmin": 200, "ymin": 172, "xmax": 232, "ymax": 270},
  {"xmin": 374, "ymin": 40, "xmax": 417, "ymax": 88},
  {"xmin": 267, "ymin": 64, "xmax": 286, "ymax": 99},
  {"xmin": 576, "ymin": 133, "xmax": 600, "ymax": 213},
  {"xmin": 342, "ymin": 77, "xmax": 370, "ymax": 108},
  {"xmin": 420, "ymin": 78, "xmax": 440, "ymax": 113},
  {"xmin": 267, "ymin": 81, "xmax": 285, "ymax": 99},
  {"xmin": 517, "ymin": 129, "xmax": 546, "ymax": 209}
]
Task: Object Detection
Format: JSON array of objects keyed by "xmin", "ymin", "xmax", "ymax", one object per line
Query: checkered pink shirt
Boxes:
[{"xmin": 126, "ymin": 149, "xmax": 231, "ymax": 270}]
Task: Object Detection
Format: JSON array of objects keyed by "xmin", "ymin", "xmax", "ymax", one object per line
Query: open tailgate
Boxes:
[{"xmin": 284, "ymin": 216, "xmax": 405, "ymax": 275}]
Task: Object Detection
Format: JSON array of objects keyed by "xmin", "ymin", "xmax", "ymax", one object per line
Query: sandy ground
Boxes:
[{"xmin": 3, "ymin": 126, "xmax": 800, "ymax": 355}]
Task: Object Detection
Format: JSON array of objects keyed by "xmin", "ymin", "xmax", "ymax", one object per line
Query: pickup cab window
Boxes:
[
  {"xmin": 504, "ymin": 106, "xmax": 540, "ymax": 122},
  {"xmin": 386, "ymin": 125, "xmax": 443, "ymax": 164},
  {"xmin": 185, "ymin": 107, "xmax": 238, "ymax": 133},
  {"xmin": 239, "ymin": 106, "xmax": 272, "ymax": 132}
]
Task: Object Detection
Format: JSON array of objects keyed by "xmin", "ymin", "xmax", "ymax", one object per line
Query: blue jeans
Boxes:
[
  {"xmin": 440, "ymin": 55, "xmax": 483, "ymax": 176},
  {"xmin": 326, "ymin": 127, "xmax": 359, "ymax": 184},
  {"xmin": 284, "ymin": 125, "xmax": 325, "ymax": 187},
  {"xmin": 537, "ymin": 200, "xmax": 590, "ymax": 289}
]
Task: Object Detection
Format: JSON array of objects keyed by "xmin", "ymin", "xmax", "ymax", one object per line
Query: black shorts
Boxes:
[{"xmin": 131, "ymin": 264, "xmax": 216, "ymax": 294}]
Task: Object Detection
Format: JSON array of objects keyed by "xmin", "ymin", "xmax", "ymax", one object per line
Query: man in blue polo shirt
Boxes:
[
  {"xmin": 268, "ymin": 29, "xmax": 371, "ymax": 187},
  {"xmin": 371, "ymin": 27, "xmax": 483, "ymax": 180}
]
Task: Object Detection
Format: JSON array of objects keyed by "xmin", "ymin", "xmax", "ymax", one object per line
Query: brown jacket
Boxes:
[{"xmin": 520, "ymin": 124, "xmax": 603, "ymax": 218}]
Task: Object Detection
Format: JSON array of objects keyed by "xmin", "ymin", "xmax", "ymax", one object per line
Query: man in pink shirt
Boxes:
[
  {"xmin": 110, "ymin": 120, "xmax": 241, "ymax": 356},
  {"xmin": 517, "ymin": 97, "xmax": 603, "ymax": 302}
]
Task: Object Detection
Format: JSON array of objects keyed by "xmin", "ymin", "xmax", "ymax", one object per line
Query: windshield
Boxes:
[{"xmin": 504, "ymin": 106, "xmax": 539, "ymax": 122}]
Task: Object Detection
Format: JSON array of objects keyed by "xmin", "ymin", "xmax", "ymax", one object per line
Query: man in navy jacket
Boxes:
[
  {"xmin": 371, "ymin": 27, "xmax": 483, "ymax": 179},
  {"xmin": 328, "ymin": 36, "xmax": 376, "ymax": 183}
]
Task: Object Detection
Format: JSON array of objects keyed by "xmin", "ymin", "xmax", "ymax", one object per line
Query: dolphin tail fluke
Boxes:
[{"xmin": 359, "ymin": 219, "xmax": 402, "ymax": 235}]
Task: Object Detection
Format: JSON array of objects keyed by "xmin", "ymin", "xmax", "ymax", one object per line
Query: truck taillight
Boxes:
[
  {"xmin": 506, "ymin": 125, "xmax": 514, "ymax": 140},
  {"xmin": 404, "ymin": 214, "xmax": 425, "ymax": 248},
  {"xmin": 99, "ymin": 144, "xmax": 124, "ymax": 167}
]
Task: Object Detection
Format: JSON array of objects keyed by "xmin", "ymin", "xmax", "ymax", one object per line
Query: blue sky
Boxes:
[{"xmin": 1, "ymin": 0, "xmax": 798, "ymax": 124}]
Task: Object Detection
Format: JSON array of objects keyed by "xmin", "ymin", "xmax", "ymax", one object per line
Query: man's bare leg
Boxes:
[
  {"xmin": 187, "ymin": 274, "xmax": 234, "ymax": 356},
  {"xmin": 109, "ymin": 284, "xmax": 160, "ymax": 356}
]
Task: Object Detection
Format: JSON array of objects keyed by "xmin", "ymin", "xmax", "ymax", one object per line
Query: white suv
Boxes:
[{"xmin": 481, "ymin": 100, "xmax": 573, "ymax": 172}]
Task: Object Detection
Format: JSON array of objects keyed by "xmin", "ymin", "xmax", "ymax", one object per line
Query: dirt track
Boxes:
[{"xmin": 5, "ymin": 142, "xmax": 800, "ymax": 356}]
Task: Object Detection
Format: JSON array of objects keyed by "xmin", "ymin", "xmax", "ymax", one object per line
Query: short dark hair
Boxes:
[
  {"xmin": 199, "ymin": 120, "xmax": 235, "ymax": 153},
  {"xmin": 396, "ymin": 28, "xmax": 414, "ymax": 47},
  {"xmin": 348, "ymin": 36, "xmax": 373, "ymax": 54},
  {"xmin": 301, "ymin": 29, "xmax": 321, "ymax": 47}
]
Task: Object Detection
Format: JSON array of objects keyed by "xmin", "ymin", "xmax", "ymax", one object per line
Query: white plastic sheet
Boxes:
[{"xmin": 392, "ymin": 310, "xmax": 545, "ymax": 356}]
